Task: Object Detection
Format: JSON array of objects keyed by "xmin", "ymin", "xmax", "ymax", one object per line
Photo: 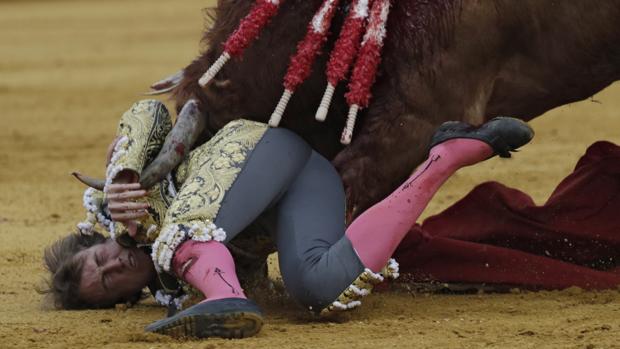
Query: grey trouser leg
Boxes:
[
  {"xmin": 273, "ymin": 152, "xmax": 365, "ymax": 311},
  {"xmin": 214, "ymin": 127, "xmax": 311, "ymax": 240},
  {"xmin": 214, "ymin": 129, "xmax": 365, "ymax": 311}
]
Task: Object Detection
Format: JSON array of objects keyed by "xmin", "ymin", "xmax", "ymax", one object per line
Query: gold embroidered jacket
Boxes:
[{"xmin": 79, "ymin": 100, "xmax": 268, "ymax": 273}]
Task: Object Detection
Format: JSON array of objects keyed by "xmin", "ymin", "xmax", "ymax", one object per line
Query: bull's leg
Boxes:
[
  {"xmin": 333, "ymin": 108, "xmax": 446, "ymax": 220},
  {"xmin": 334, "ymin": 66, "xmax": 498, "ymax": 220}
]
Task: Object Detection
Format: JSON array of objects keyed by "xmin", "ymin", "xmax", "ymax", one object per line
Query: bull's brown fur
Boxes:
[{"xmin": 172, "ymin": 0, "xmax": 620, "ymax": 218}]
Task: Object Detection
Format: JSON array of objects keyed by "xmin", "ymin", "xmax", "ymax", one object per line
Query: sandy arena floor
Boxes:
[{"xmin": 1, "ymin": 1, "xmax": 619, "ymax": 348}]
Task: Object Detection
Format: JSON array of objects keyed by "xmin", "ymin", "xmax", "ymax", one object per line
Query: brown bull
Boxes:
[{"xmin": 147, "ymin": 0, "xmax": 620, "ymax": 218}]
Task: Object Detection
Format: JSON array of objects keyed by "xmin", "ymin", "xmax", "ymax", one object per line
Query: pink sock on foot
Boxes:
[
  {"xmin": 173, "ymin": 240, "xmax": 247, "ymax": 302},
  {"xmin": 346, "ymin": 138, "xmax": 494, "ymax": 271}
]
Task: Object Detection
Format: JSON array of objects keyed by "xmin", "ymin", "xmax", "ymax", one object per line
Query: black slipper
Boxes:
[
  {"xmin": 145, "ymin": 298, "xmax": 263, "ymax": 339},
  {"xmin": 429, "ymin": 117, "xmax": 534, "ymax": 158}
]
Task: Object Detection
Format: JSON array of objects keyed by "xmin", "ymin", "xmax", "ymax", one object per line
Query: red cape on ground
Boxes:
[{"xmin": 394, "ymin": 141, "xmax": 620, "ymax": 290}]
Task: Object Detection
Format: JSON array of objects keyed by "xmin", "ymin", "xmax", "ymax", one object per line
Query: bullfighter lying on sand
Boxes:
[{"xmin": 41, "ymin": 99, "xmax": 533, "ymax": 339}]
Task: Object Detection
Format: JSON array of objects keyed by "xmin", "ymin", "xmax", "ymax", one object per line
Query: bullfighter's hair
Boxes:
[{"xmin": 38, "ymin": 231, "xmax": 143, "ymax": 310}]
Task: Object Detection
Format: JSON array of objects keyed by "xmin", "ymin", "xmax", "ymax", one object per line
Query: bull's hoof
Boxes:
[
  {"xmin": 430, "ymin": 116, "xmax": 534, "ymax": 158},
  {"xmin": 145, "ymin": 298, "xmax": 263, "ymax": 339}
]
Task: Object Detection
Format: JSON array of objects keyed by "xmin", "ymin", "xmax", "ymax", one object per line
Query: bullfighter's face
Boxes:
[{"xmin": 76, "ymin": 239, "xmax": 155, "ymax": 306}]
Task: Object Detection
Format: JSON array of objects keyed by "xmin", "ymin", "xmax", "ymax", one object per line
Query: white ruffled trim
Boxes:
[
  {"xmin": 108, "ymin": 222, "xmax": 122, "ymax": 240},
  {"xmin": 364, "ymin": 267, "xmax": 385, "ymax": 283},
  {"xmin": 77, "ymin": 221, "xmax": 94, "ymax": 235},
  {"xmin": 154, "ymin": 290, "xmax": 190, "ymax": 311},
  {"xmin": 322, "ymin": 260, "xmax": 397, "ymax": 315},
  {"xmin": 152, "ymin": 225, "xmax": 185, "ymax": 272},
  {"xmin": 146, "ymin": 224, "xmax": 159, "ymax": 239},
  {"xmin": 99, "ymin": 214, "xmax": 114, "ymax": 234},
  {"xmin": 79, "ymin": 188, "xmax": 115, "ymax": 235},
  {"xmin": 188, "ymin": 223, "xmax": 227, "ymax": 242},
  {"xmin": 151, "ymin": 222, "xmax": 227, "ymax": 272},
  {"xmin": 331, "ymin": 300, "xmax": 362, "ymax": 311},
  {"xmin": 82, "ymin": 188, "xmax": 99, "ymax": 212},
  {"xmin": 98, "ymin": 135, "xmax": 131, "ymax": 238},
  {"xmin": 382, "ymin": 258, "xmax": 400, "ymax": 280},
  {"xmin": 349, "ymin": 285, "xmax": 371, "ymax": 297},
  {"xmin": 104, "ymin": 135, "xmax": 129, "ymax": 193}
]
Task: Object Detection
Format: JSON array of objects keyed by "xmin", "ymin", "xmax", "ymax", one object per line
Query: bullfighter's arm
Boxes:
[{"xmin": 77, "ymin": 100, "xmax": 174, "ymax": 240}]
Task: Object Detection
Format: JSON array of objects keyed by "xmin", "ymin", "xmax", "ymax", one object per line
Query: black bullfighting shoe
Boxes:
[
  {"xmin": 145, "ymin": 298, "xmax": 263, "ymax": 339},
  {"xmin": 429, "ymin": 117, "xmax": 535, "ymax": 158}
]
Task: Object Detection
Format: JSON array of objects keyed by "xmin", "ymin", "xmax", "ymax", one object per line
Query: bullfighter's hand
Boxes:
[{"xmin": 106, "ymin": 170, "xmax": 149, "ymax": 237}]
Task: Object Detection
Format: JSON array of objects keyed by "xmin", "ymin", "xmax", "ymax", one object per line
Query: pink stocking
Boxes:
[
  {"xmin": 346, "ymin": 139, "xmax": 494, "ymax": 271},
  {"xmin": 172, "ymin": 240, "xmax": 247, "ymax": 302}
]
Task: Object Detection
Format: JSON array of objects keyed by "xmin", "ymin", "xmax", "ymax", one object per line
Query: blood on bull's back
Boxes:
[{"xmin": 157, "ymin": 0, "xmax": 620, "ymax": 218}]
